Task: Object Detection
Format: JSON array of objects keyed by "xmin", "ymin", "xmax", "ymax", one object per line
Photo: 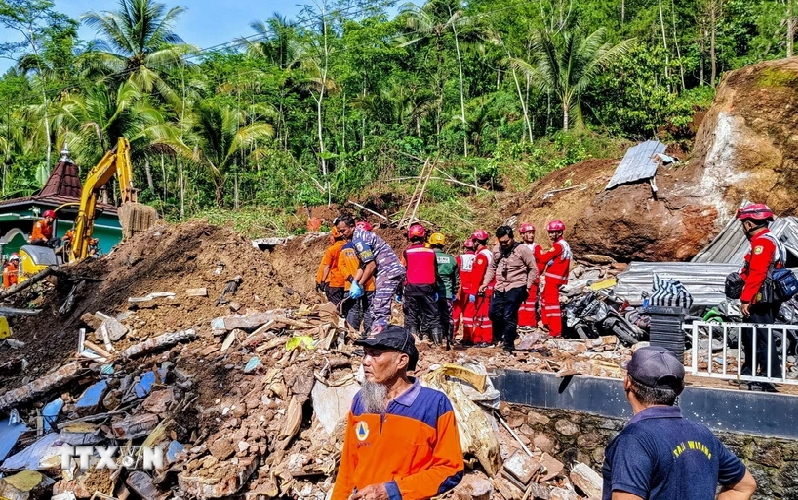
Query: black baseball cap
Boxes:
[
  {"xmin": 355, "ymin": 325, "xmax": 419, "ymax": 370},
  {"xmin": 623, "ymin": 346, "xmax": 685, "ymax": 393}
]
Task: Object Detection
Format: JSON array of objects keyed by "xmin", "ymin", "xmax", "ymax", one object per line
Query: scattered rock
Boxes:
[
  {"xmin": 111, "ymin": 413, "xmax": 159, "ymax": 440},
  {"xmin": 539, "ymin": 453, "xmax": 565, "ymax": 482},
  {"xmin": 555, "ymin": 419, "xmax": 580, "ymax": 436},
  {"xmin": 503, "ymin": 449, "xmax": 538, "ymax": 484},
  {"xmin": 570, "ymin": 462, "xmax": 603, "ymax": 498},
  {"xmin": 549, "ymin": 487, "xmax": 580, "ymax": 500},
  {"xmin": 0, "ymin": 470, "xmax": 55, "ymax": 500},
  {"xmin": 453, "ymin": 471, "xmax": 493, "ymax": 500}
]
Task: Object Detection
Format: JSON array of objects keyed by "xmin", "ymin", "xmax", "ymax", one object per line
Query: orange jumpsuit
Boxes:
[
  {"xmin": 3, "ymin": 262, "xmax": 19, "ymax": 288},
  {"xmin": 30, "ymin": 220, "xmax": 53, "ymax": 244},
  {"xmin": 540, "ymin": 239, "xmax": 571, "ymax": 337}
]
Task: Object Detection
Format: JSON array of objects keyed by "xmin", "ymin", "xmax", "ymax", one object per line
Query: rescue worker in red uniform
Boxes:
[
  {"xmin": 30, "ymin": 209, "xmax": 57, "ymax": 247},
  {"xmin": 517, "ymin": 223, "xmax": 544, "ymax": 329},
  {"xmin": 467, "ymin": 230, "xmax": 494, "ymax": 347},
  {"xmin": 738, "ymin": 204, "xmax": 782, "ymax": 380},
  {"xmin": 540, "ymin": 220, "xmax": 571, "ymax": 338},
  {"xmin": 2, "ymin": 253, "xmax": 20, "ymax": 289},
  {"xmin": 453, "ymin": 239, "xmax": 476, "ymax": 343},
  {"xmin": 400, "ymin": 224, "xmax": 443, "ymax": 344}
]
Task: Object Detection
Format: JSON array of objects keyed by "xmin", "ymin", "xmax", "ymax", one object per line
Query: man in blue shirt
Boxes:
[{"xmin": 603, "ymin": 347, "xmax": 756, "ymax": 500}]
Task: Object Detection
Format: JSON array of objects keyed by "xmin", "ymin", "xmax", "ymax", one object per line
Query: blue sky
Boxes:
[{"xmin": 0, "ymin": 0, "xmax": 313, "ymax": 71}]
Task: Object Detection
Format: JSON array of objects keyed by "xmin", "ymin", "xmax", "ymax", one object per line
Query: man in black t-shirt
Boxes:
[{"xmin": 603, "ymin": 347, "xmax": 756, "ymax": 500}]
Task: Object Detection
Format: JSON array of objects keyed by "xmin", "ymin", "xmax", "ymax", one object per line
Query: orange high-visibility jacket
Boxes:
[
  {"xmin": 331, "ymin": 378, "xmax": 464, "ymax": 500},
  {"xmin": 30, "ymin": 220, "xmax": 53, "ymax": 243},
  {"xmin": 338, "ymin": 242, "xmax": 376, "ymax": 292},
  {"xmin": 316, "ymin": 240, "xmax": 346, "ymax": 288},
  {"xmin": 3, "ymin": 263, "xmax": 19, "ymax": 288}
]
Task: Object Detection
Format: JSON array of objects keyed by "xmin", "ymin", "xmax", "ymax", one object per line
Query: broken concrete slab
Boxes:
[
  {"xmin": 538, "ymin": 453, "xmax": 565, "ymax": 482},
  {"xmin": 142, "ymin": 388, "xmax": 175, "ymax": 413},
  {"xmin": 310, "ymin": 381, "xmax": 359, "ymax": 436},
  {"xmin": 126, "ymin": 471, "xmax": 159, "ymax": 498},
  {"xmin": 120, "ymin": 329, "xmax": 196, "ymax": 358},
  {"xmin": 178, "ymin": 455, "xmax": 259, "ymax": 498},
  {"xmin": 0, "ymin": 470, "xmax": 55, "ymax": 500},
  {"xmin": 2, "ymin": 433, "xmax": 61, "ymax": 470},
  {"xmin": 75, "ymin": 380, "xmax": 108, "ymax": 415},
  {"xmin": 503, "ymin": 449, "xmax": 539, "ymax": 484},
  {"xmin": 549, "ymin": 487, "xmax": 580, "ymax": 500},
  {"xmin": 96, "ymin": 312, "xmax": 128, "ymax": 341},
  {"xmin": 111, "ymin": 413, "xmax": 159, "ymax": 440},
  {"xmin": 452, "ymin": 471, "xmax": 492, "ymax": 500},
  {"xmin": 570, "ymin": 462, "xmax": 603, "ymax": 498},
  {"xmin": 211, "ymin": 310, "xmax": 285, "ymax": 330},
  {"xmin": 59, "ymin": 422, "xmax": 104, "ymax": 446},
  {"xmin": 186, "ymin": 288, "xmax": 209, "ymax": 297},
  {"xmin": 0, "ymin": 362, "xmax": 83, "ymax": 411}
]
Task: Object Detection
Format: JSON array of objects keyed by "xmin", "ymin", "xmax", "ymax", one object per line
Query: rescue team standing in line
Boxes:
[{"xmin": 317, "ymin": 215, "xmax": 571, "ymax": 350}]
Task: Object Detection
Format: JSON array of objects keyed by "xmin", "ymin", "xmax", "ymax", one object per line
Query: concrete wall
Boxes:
[{"xmin": 503, "ymin": 404, "xmax": 798, "ymax": 499}]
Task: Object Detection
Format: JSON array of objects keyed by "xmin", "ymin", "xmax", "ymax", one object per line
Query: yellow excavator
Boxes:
[{"xmin": 17, "ymin": 137, "xmax": 156, "ymax": 281}]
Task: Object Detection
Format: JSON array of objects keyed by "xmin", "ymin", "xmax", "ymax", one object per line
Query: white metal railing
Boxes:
[{"xmin": 688, "ymin": 321, "xmax": 798, "ymax": 385}]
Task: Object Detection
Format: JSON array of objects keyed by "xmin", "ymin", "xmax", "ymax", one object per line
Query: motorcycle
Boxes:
[{"xmin": 564, "ymin": 290, "xmax": 646, "ymax": 347}]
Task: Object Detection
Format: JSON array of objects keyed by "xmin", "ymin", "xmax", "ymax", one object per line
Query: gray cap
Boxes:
[{"xmin": 624, "ymin": 346, "xmax": 685, "ymax": 392}]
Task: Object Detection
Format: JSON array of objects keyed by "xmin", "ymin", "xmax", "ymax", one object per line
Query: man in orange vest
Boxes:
[
  {"xmin": 2, "ymin": 253, "xmax": 20, "ymax": 289},
  {"xmin": 30, "ymin": 209, "xmax": 57, "ymax": 247},
  {"xmin": 339, "ymin": 236, "xmax": 377, "ymax": 334},
  {"xmin": 517, "ymin": 223, "xmax": 544, "ymax": 330},
  {"xmin": 315, "ymin": 227, "xmax": 346, "ymax": 305},
  {"xmin": 401, "ymin": 224, "xmax": 443, "ymax": 344},
  {"xmin": 540, "ymin": 220, "xmax": 572, "ymax": 338}
]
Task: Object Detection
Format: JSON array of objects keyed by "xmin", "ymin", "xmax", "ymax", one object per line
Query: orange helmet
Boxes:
[
  {"xmin": 737, "ymin": 204, "xmax": 774, "ymax": 222},
  {"xmin": 519, "ymin": 223, "xmax": 535, "ymax": 234},
  {"xmin": 408, "ymin": 224, "xmax": 426, "ymax": 239},
  {"xmin": 547, "ymin": 220, "xmax": 566, "ymax": 232}
]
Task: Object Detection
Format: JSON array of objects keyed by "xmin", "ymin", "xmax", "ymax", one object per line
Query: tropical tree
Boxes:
[
  {"xmin": 510, "ymin": 26, "xmax": 635, "ymax": 131},
  {"xmin": 80, "ymin": 0, "xmax": 197, "ymax": 104},
  {"xmin": 242, "ymin": 14, "xmax": 300, "ymax": 69}
]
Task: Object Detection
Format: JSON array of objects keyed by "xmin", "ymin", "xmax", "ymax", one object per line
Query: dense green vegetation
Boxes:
[{"xmin": 0, "ymin": 0, "xmax": 795, "ymax": 234}]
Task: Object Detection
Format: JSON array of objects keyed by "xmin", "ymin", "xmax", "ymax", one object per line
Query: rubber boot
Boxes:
[
  {"xmin": 431, "ymin": 329, "xmax": 443, "ymax": 346},
  {"xmin": 408, "ymin": 327, "xmax": 421, "ymax": 341}
]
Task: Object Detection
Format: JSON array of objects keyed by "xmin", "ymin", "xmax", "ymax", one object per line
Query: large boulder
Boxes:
[{"xmin": 512, "ymin": 57, "xmax": 798, "ymax": 262}]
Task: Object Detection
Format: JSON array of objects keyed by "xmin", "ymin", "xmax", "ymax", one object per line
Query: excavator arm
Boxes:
[{"xmin": 70, "ymin": 137, "xmax": 154, "ymax": 260}]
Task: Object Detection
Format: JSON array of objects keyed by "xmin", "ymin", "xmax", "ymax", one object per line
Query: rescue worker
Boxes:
[
  {"xmin": 87, "ymin": 237, "xmax": 101, "ymax": 258},
  {"xmin": 481, "ymin": 226, "xmax": 539, "ymax": 352},
  {"xmin": 315, "ymin": 227, "xmax": 346, "ymax": 306},
  {"xmin": 338, "ymin": 238, "xmax": 376, "ymax": 334},
  {"xmin": 540, "ymin": 220, "xmax": 571, "ymax": 338},
  {"xmin": 517, "ymin": 223, "xmax": 544, "ymax": 330},
  {"xmin": 453, "ymin": 239, "xmax": 476, "ymax": 344},
  {"xmin": 331, "ymin": 326, "xmax": 463, "ymax": 499},
  {"xmin": 737, "ymin": 204, "xmax": 783, "ymax": 381},
  {"xmin": 400, "ymin": 224, "xmax": 443, "ymax": 344},
  {"xmin": 429, "ymin": 232, "xmax": 460, "ymax": 346},
  {"xmin": 30, "ymin": 209, "xmax": 58, "ymax": 247},
  {"xmin": 468, "ymin": 230, "xmax": 494, "ymax": 347},
  {"xmin": 2, "ymin": 253, "xmax": 20, "ymax": 289},
  {"xmin": 336, "ymin": 215, "xmax": 405, "ymax": 334}
]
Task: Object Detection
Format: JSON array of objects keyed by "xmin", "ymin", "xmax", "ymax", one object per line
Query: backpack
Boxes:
[{"xmin": 760, "ymin": 233, "xmax": 798, "ymax": 303}]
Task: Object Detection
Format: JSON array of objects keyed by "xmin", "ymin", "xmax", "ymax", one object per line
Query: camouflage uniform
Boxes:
[{"xmin": 352, "ymin": 228, "xmax": 405, "ymax": 332}]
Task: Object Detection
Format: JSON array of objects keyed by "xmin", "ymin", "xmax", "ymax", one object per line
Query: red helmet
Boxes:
[
  {"xmin": 463, "ymin": 238, "xmax": 476, "ymax": 250},
  {"xmin": 43, "ymin": 209, "xmax": 56, "ymax": 219},
  {"xmin": 471, "ymin": 229, "xmax": 490, "ymax": 242},
  {"xmin": 737, "ymin": 204, "xmax": 774, "ymax": 222},
  {"xmin": 407, "ymin": 224, "xmax": 426, "ymax": 239},
  {"xmin": 9, "ymin": 253, "xmax": 19, "ymax": 261},
  {"xmin": 356, "ymin": 220, "xmax": 373, "ymax": 231},
  {"xmin": 519, "ymin": 223, "xmax": 535, "ymax": 234},
  {"xmin": 547, "ymin": 220, "xmax": 566, "ymax": 232}
]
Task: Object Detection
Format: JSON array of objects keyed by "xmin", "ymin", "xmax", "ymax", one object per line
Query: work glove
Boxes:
[
  {"xmin": 349, "ymin": 281, "xmax": 364, "ymax": 299},
  {"xmin": 468, "ymin": 294, "xmax": 476, "ymax": 303},
  {"xmin": 394, "ymin": 294, "xmax": 403, "ymax": 304},
  {"xmin": 315, "ymin": 282, "xmax": 325, "ymax": 293}
]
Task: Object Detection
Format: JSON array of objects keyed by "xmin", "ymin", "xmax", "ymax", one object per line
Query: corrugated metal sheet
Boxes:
[
  {"xmin": 605, "ymin": 140, "xmax": 667, "ymax": 190},
  {"xmin": 692, "ymin": 216, "xmax": 798, "ymax": 264},
  {"xmin": 615, "ymin": 262, "xmax": 741, "ymax": 306}
]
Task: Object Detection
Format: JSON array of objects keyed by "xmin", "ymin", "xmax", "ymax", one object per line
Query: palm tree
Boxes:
[
  {"xmin": 241, "ymin": 14, "xmax": 300, "ymax": 69},
  {"xmin": 154, "ymin": 102, "xmax": 275, "ymax": 207},
  {"xmin": 80, "ymin": 0, "xmax": 198, "ymax": 105},
  {"xmin": 510, "ymin": 27, "xmax": 635, "ymax": 131}
]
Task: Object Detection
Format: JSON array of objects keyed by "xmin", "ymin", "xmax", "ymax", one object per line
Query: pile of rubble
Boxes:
[{"xmin": 0, "ymin": 222, "xmax": 638, "ymax": 499}]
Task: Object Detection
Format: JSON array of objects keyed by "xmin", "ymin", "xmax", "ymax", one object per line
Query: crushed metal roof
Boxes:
[
  {"xmin": 614, "ymin": 262, "xmax": 742, "ymax": 306},
  {"xmin": 605, "ymin": 140, "xmax": 667, "ymax": 190},
  {"xmin": 692, "ymin": 216, "xmax": 798, "ymax": 264}
]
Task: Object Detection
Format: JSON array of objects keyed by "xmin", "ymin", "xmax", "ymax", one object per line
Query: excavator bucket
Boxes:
[{"xmin": 118, "ymin": 202, "xmax": 157, "ymax": 240}]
